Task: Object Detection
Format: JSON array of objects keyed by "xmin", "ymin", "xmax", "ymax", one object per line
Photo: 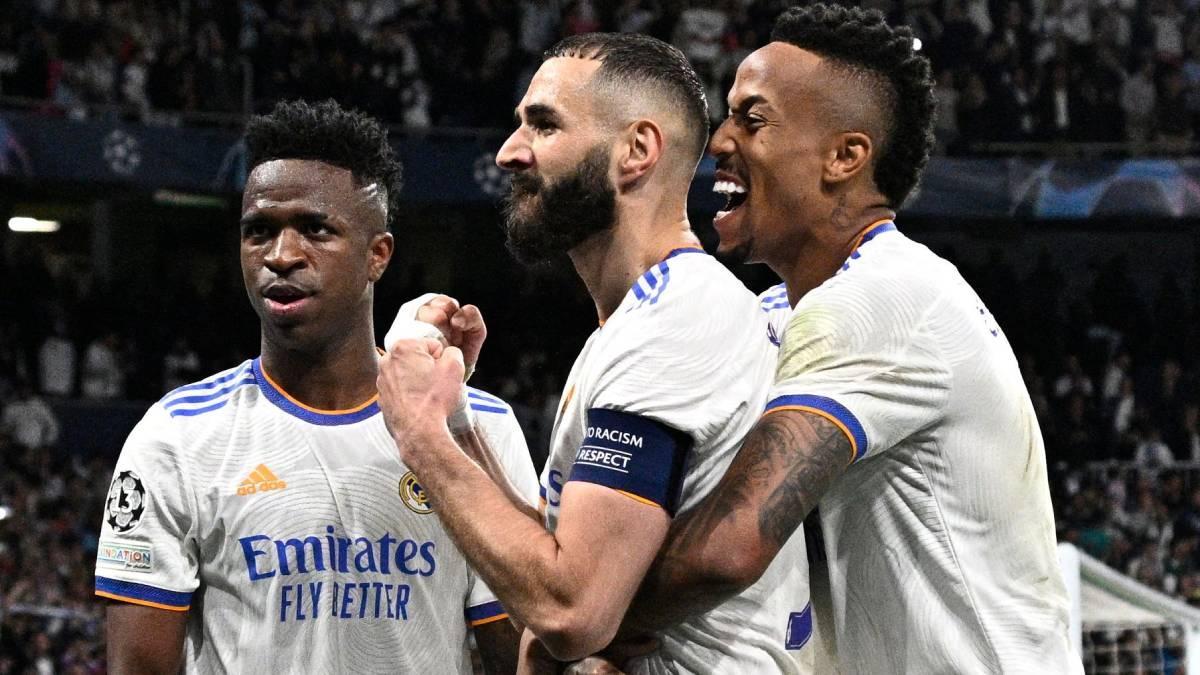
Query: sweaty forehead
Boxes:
[
  {"xmin": 241, "ymin": 159, "xmax": 386, "ymax": 231},
  {"xmin": 243, "ymin": 159, "xmax": 375, "ymax": 213},
  {"xmin": 521, "ymin": 57, "xmax": 603, "ymax": 116}
]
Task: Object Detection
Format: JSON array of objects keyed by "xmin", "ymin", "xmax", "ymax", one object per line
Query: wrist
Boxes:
[
  {"xmin": 447, "ymin": 388, "xmax": 476, "ymax": 433},
  {"xmin": 392, "ymin": 417, "xmax": 453, "ymax": 459}
]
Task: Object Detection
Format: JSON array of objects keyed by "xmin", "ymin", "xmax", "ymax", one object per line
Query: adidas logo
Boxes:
[{"xmin": 237, "ymin": 464, "xmax": 287, "ymax": 496}]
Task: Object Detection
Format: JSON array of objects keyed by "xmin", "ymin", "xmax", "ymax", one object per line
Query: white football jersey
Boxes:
[
  {"xmin": 95, "ymin": 357, "xmax": 538, "ymax": 674},
  {"xmin": 540, "ymin": 248, "xmax": 812, "ymax": 675},
  {"xmin": 769, "ymin": 222, "xmax": 1081, "ymax": 674}
]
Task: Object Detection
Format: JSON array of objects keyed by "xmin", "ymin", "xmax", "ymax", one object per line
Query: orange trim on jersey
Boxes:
[
  {"xmin": 616, "ymin": 489, "xmax": 663, "ymax": 509},
  {"xmin": 96, "ymin": 591, "xmax": 190, "ymax": 612},
  {"xmin": 469, "ymin": 612, "xmax": 511, "ymax": 627},
  {"xmin": 850, "ymin": 219, "xmax": 895, "ymax": 253},
  {"xmin": 762, "ymin": 405, "xmax": 859, "ymax": 465},
  {"xmin": 258, "ymin": 365, "xmax": 379, "ymax": 414}
]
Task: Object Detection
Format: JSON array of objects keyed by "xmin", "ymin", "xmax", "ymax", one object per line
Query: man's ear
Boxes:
[
  {"xmin": 368, "ymin": 231, "xmax": 394, "ymax": 283},
  {"xmin": 823, "ymin": 131, "xmax": 873, "ymax": 186},
  {"xmin": 616, "ymin": 119, "xmax": 664, "ymax": 189}
]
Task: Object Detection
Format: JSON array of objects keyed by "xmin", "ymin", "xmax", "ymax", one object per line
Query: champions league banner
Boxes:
[{"xmin": 6, "ymin": 110, "xmax": 1200, "ymax": 221}]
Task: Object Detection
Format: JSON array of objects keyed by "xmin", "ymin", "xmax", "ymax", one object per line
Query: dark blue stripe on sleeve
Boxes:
[
  {"xmin": 95, "ymin": 576, "xmax": 192, "ymax": 608},
  {"xmin": 465, "ymin": 600, "xmax": 506, "ymax": 623},
  {"xmin": 765, "ymin": 394, "xmax": 869, "ymax": 462},
  {"xmin": 567, "ymin": 408, "xmax": 692, "ymax": 515}
]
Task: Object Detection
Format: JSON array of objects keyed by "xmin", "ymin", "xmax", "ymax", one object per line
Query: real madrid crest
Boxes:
[
  {"xmin": 106, "ymin": 470, "xmax": 147, "ymax": 533},
  {"xmin": 399, "ymin": 471, "xmax": 433, "ymax": 514}
]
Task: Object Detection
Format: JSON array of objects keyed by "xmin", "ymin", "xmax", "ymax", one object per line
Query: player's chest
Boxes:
[{"xmin": 191, "ymin": 420, "xmax": 461, "ymax": 582}]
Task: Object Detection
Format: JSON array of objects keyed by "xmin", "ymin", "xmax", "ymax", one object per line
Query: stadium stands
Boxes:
[{"xmin": 1, "ymin": 0, "xmax": 1199, "ymax": 149}]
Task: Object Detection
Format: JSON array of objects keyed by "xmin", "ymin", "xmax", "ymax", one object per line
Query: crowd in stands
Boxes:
[{"xmin": 2, "ymin": 0, "xmax": 1200, "ymax": 149}]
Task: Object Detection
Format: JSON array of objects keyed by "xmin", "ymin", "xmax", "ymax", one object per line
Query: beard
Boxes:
[{"xmin": 501, "ymin": 146, "xmax": 617, "ymax": 266}]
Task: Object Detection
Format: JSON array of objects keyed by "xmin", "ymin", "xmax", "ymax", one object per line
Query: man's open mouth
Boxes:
[{"xmin": 713, "ymin": 174, "xmax": 748, "ymax": 219}]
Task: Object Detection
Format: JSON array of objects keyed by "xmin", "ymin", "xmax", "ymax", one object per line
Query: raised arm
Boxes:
[{"xmin": 378, "ymin": 340, "xmax": 674, "ymax": 661}]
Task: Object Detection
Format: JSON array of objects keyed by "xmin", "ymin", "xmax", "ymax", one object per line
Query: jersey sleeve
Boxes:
[
  {"xmin": 573, "ymin": 264, "xmax": 773, "ymax": 513},
  {"xmin": 464, "ymin": 568, "xmax": 508, "ymax": 628},
  {"xmin": 94, "ymin": 405, "xmax": 200, "ymax": 611},
  {"xmin": 461, "ymin": 388, "xmax": 537, "ymax": 627},
  {"xmin": 768, "ymin": 278, "xmax": 952, "ymax": 464}
]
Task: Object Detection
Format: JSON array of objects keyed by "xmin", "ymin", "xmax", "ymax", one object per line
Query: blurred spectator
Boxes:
[
  {"xmin": 1054, "ymin": 354, "xmax": 1095, "ymax": 400},
  {"xmin": 0, "ymin": 380, "xmax": 59, "ymax": 450},
  {"xmin": 1135, "ymin": 425, "xmax": 1175, "ymax": 471},
  {"xmin": 80, "ymin": 331, "xmax": 124, "ymax": 400},
  {"xmin": 161, "ymin": 336, "xmax": 201, "ymax": 394},
  {"xmin": 1121, "ymin": 59, "xmax": 1158, "ymax": 142},
  {"xmin": 1151, "ymin": 0, "xmax": 1186, "ymax": 64},
  {"xmin": 1158, "ymin": 68, "xmax": 1194, "ymax": 148},
  {"xmin": 37, "ymin": 323, "xmax": 75, "ymax": 397},
  {"xmin": 1036, "ymin": 61, "xmax": 1081, "ymax": 140},
  {"xmin": 933, "ymin": 70, "xmax": 960, "ymax": 152},
  {"xmin": 1112, "ymin": 377, "xmax": 1137, "ymax": 438},
  {"xmin": 615, "ymin": 0, "xmax": 661, "ymax": 34},
  {"xmin": 1102, "ymin": 351, "xmax": 1132, "ymax": 404}
]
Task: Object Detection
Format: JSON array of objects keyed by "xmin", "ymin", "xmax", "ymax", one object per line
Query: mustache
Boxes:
[
  {"xmin": 715, "ymin": 158, "xmax": 747, "ymax": 179},
  {"xmin": 509, "ymin": 172, "xmax": 542, "ymax": 196}
]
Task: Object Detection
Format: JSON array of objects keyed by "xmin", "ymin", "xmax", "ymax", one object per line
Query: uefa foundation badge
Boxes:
[{"xmin": 106, "ymin": 470, "xmax": 147, "ymax": 533}]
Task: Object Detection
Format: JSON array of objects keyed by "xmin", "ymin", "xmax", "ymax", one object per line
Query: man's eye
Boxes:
[
  {"xmin": 242, "ymin": 224, "xmax": 269, "ymax": 238},
  {"xmin": 303, "ymin": 222, "xmax": 332, "ymax": 236},
  {"xmin": 736, "ymin": 112, "xmax": 766, "ymax": 129}
]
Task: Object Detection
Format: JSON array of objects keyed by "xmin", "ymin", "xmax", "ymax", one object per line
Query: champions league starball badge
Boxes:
[{"xmin": 106, "ymin": 470, "xmax": 147, "ymax": 533}]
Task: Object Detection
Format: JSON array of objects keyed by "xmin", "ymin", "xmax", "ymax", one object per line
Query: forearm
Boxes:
[
  {"xmin": 622, "ymin": 482, "xmax": 768, "ymax": 634},
  {"xmin": 451, "ymin": 425, "xmax": 541, "ymax": 523},
  {"xmin": 622, "ymin": 410, "xmax": 849, "ymax": 635},
  {"xmin": 399, "ymin": 425, "xmax": 581, "ymax": 634}
]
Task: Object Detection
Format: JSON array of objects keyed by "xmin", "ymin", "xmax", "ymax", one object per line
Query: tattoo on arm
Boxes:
[
  {"xmin": 625, "ymin": 410, "xmax": 851, "ymax": 633},
  {"xmin": 756, "ymin": 412, "xmax": 848, "ymax": 547}
]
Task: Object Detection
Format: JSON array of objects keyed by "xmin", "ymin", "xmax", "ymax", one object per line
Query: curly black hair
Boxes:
[
  {"xmin": 245, "ymin": 99, "xmax": 403, "ymax": 227},
  {"xmin": 772, "ymin": 4, "xmax": 934, "ymax": 207},
  {"xmin": 546, "ymin": 33, "xmax": 710, "ymax": 164}
]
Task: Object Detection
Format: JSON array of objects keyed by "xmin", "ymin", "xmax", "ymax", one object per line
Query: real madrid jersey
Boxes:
[
  {"xmin": 540, "ymin": 248, "xmax": 812, "ymax": 675},
  {"xmin": 95, "ymin": 357, "xmax": 538, "ymax": 674},
  {"xmin": 768, "ymin": 222, "xmax": 1080, "ymax": 674}
]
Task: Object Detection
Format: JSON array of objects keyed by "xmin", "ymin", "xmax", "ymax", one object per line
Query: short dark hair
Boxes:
[
  {"xmin": 245, "ymin": 99, "xmax": 403, "ymax": 226},
  {"xmin": 771, "ymin": 4, "xmax": 935, "ymax": 207},
  {"xmin": 545, "ymin": 33, "xmax": 710, "ymax": 164}
]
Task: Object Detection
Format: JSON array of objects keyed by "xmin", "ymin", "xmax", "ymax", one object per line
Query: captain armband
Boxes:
[{"xmin": 566, "ymin": 408, "xmax": 692, "ymax": 515}]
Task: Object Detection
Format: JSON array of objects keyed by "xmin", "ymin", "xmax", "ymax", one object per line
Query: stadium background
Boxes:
[{"xmin": 1, "ymin": 0, "xmax": 1200, "ymax": 672}]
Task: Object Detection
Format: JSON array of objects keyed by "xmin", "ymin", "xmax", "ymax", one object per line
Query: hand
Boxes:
[
  {"xmin": 583, "ymin": 635, "xmax": 659, "ymax": 673},
  {"xmin": 376, "ymin": 338, "xmax": 465, "ymax": 457},
  {"xmin": 516, "ymin": 629, "xmax": 561, "ymax": 675},
  {"xmin": 414, "ymin": 295, "xmax": 487, "ymax": 380},
  {"xmin": 563, "ymin": 657, "xmax": 626, "ymax": 675}
]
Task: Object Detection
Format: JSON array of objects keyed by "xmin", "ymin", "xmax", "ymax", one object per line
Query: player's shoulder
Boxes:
[
  {"xmin": 154, "ymin": 359, "xmax": 258, "ymax": 423},
  {"xmin": 620, "ymin": 248, "xmax": 757, "ymax": 322},
  {"xmin": 465, "ymin": 385, "xmax": 516, "ymax": 418},
  {"xmin": 465, "ymin": 385, "xmax": 529, "ymax": 453},
  {"xmin": 756, "ymin": 283, "xmax": 791, "ymax": 346},
  {"xmin": 804, "ymin": 228, "xmax": 951, "ymax": 316}
]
